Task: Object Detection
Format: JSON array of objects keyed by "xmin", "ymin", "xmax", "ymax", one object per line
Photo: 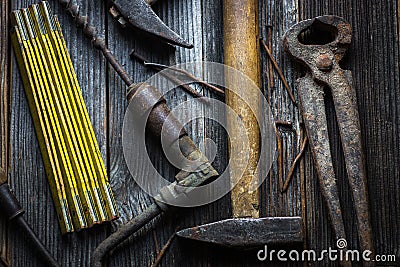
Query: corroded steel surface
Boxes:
[
  {"xmin": 110, "ymin": 0, "xmax": 193, "ymax": 48},
  {"xmin": 176, "ymin": 217, "xmax": 303, "ymax": 248},
  {"xmin": 284, "ymin": 15, "xmax": 374, "ymax": 258}
]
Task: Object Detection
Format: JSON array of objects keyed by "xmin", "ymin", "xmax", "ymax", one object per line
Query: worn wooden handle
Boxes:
[{"xmin": 224, "ymin": 0, "xmax": 261, "ymax": 218}]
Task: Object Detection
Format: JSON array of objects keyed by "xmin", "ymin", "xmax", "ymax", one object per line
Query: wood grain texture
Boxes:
[
  {"xmin": 0, "ymin": 0, "xmax": 10, "ymax": 264},
  {"xmin": 299, "ymin": 0, "xmax": 400, "ymax": 262},
  {"xmin": 3, "ymin": 0, "xmax": 400, "ymax": 266},
  {"xmin": 260, "ymin": 0, "xmax": 302, "ymax": 219},
  {"xmin": 223, "ymin": 0, "xmax": 261, "ymax": 219},
  {"xmin": 8, "ymin": 0, "xmax": 108, "ymax": 266}
]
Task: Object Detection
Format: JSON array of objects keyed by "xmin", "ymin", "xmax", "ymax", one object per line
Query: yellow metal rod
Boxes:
[
  {"xmin": 11, "ymin": 15, "xmax": 73, "ymax": 233},
  {"xmin": 28, "ymin": 4, "xmax": 107, "ymax": 223},
  {"xmin": 44, "ymin": 5, "xmax": 118, "ymax": 219},
  {"xmin": 11, "ymin": 2, "xmax": 119, "ymax": 232},
  {"xmin": 19, "ymin": 9, "xmax": 89, "ymax": 229}
]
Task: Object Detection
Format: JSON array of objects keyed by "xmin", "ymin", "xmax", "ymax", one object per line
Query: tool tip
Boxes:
[{"xmin": 177, "ymin": 217, "xmax": 303, "ymax": 248}]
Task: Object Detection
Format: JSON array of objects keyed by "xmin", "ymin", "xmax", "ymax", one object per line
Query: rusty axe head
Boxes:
[{"xmin": 108, "ymin": 0, "xmax": 193, "ymax": 48}]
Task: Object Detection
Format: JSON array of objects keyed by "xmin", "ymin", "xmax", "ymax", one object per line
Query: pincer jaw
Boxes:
[{"xmin": 283, "ymin": 15, "xmax": 352, "ymax": 71}]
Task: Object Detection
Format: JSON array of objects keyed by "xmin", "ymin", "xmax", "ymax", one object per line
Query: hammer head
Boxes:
[
  {"xmin": 177, "ymin": 217, "xmax": 303, "ymax": 248},
  {"xmin": 110, "ymin": 0, "xmax": 193, "ymax": 48}
]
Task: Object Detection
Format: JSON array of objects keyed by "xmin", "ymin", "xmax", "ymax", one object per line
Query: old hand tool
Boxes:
[
  {"xmin": 283, "ymin": 15, "xmax": 374, "ymax": 258},
  {"xmin": 108, "ymin": 0, "xmax": 193, "ymax": 48},
  {"xmin": 11, "ymin": 2, "xmax": 119, "ymax": 234},
  {"xmin": 177, "ymin": 0, "xmax": 303, "ymax": 248},
  {"xmin": 0, "ymin": 168, "xmax": 59, "ymax": 266},
  {"xmin": 55, "ymin": 1, "xmax": 218, "ymax": 266}
]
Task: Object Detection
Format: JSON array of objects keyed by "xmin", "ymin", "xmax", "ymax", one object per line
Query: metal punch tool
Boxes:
[{"xmin": 283, "ymin": 15, "xmax": 374, "ymax": 262}]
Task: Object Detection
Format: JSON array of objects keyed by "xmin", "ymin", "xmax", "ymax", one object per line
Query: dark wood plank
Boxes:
[
  {"xmin": 106, "ymin": 0, "xmax": 158, "ymax": 265},
  {"xmin": 299, "ymin": 0, "xmax": 400, "ymax": 261},
  {"xmin": 0, "ymin": 0, "xmax": 10, "ymax": 264},
  {"xmin": 107, "ymin": 0, "xmax": 222, "ymax": 265},
  {"xmin": 258, "ymin": 1, "xmax": 306, "ymax": 266},
  {"xmin": 260, "ymin": 0, "xmax": 302, "ymax": 218},
  {"xmin": 0, "ymin": 0, "xmax": 10, "ymax": 172},
  {"xmin": 8, "ymin": 0, "xmax": 108, "ymax": 266},
  {"xmin": 3, "ymin": 0, "xmax": 399, "ymax": 266}
]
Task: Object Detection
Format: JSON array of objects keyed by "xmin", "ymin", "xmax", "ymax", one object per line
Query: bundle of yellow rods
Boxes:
[{"xmin": 11, "ymin": 1, "xmax": 118, "ymax": 234}]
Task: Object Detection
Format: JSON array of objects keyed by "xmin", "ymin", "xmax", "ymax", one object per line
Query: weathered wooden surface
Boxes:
[
  {"xmin": 0, "ymin": 0, "xmax": 10, "ymax": 264},
  {"xmin": 0, "ymin": 0, "xmax": 399, "ymax": 266},
  {"xmin": 7, "ymin": 1, "xmax": 108, "ymax": 266},
  {"xmin": 298, "ymin": 1, "xmax": 400, "ymax": 264}
]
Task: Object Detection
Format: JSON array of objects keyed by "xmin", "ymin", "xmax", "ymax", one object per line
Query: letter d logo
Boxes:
[{"xmin": 257, "ymin": 245, "xmax": 268, "ymax": 261}]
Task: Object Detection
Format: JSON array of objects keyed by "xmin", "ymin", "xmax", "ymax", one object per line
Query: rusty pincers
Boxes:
[{"xmin": 283, "ymin": 15, "xmax": 374, "ymax": 259}]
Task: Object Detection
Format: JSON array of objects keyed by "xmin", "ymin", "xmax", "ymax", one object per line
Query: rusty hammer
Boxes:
[
  {"xmin": 176, "ymin": 0, "xmax": 303, "ymax": 248},
  {"xmin": 107, "ymin": 0, "xmax": 193, "ymax": 48}
]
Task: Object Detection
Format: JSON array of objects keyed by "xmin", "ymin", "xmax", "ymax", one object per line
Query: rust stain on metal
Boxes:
[
  {"xmin": 281, "ymin": 135, "xmax": 308, "ymax": 193},
  {"xmin": 283, "ymin": 15, "xmax": 374, "ymax": 259},
  {"xmin": 110, "ymin": 0, "xmax": 193, "ymax": 48},
  {"xmin": 261, "ymin": 39, "xmax": 297, "ymax": 105},
  {"xmin": 316, "ymin": 53, "xmax": 333, "ymax": 71},
  {"xmin": 176, "ymin": 217, "xmax": 303, "ymax": 248}
]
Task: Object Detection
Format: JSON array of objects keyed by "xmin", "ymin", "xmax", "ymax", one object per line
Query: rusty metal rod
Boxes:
[
  {"xmin": 266, "ymin": 26, "xmax": 274, "ymax": 89},
  {"xmin": 59, "ymin": 0, "xmax": 134, "ymax": 86},
  {"xmin": 261, "ymin": 39, "xmax": 297, "ymax": 105},
  {"xmin": 130, "ymin": 49, "xmax": 225, "ymax": 95},
  {"xmin": 57, "ymin": 2, "xmax": 218, "ymax": 267},
  {"xmin": 129, "ymin": 50, "xmax": 209, "ymax": 102},
  {"xmin": 144, "ymin": 63, "xmax": 225, "ymax": 95},
  {"xmin": 281, "ymin": 135, "xmax": 308, "ymax": 193},
  {"xmin": 91, "ymin": 203, "xmax": 162, "ymax": 267},
  {"xmin": 151, "ymin": 227, "xmax": 178, "ymax": 267}
]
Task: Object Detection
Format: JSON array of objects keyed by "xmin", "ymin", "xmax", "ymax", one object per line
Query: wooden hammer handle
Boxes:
[{"xmin": 224, "ymin": 0, "xmax": 261, "ymax": 218}]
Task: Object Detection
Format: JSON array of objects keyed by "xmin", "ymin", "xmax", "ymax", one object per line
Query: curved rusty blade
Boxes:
[
  {"xmin": 297, "ymin": 77, "xmax": 347, "ymax": 242},
  {"xmin": 111, "ymin": 0, "xmax": 193, "ymax": 48},
  {"xmin": 176, "ymin": 217, "xmax": 303, "ymax": 248}
]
